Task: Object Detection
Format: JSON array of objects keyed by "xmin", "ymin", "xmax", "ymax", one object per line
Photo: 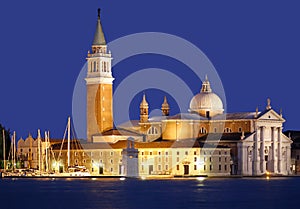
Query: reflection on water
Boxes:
[{"xmin": 0, "ymin": 177, "xmax": 299, "ymax": 209}]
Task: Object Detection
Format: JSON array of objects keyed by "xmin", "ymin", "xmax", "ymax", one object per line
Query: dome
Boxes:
[{"xmin": 189, "ymin": 76, "xmax": 224, "ymax": 118}]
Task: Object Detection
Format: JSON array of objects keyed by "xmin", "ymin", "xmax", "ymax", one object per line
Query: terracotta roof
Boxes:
[{"xmin": 93, "ymin": 128, "xmax": 144, "ymax": 137}]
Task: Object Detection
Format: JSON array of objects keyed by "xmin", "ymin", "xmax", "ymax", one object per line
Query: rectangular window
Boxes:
[
  {"xmin": 158, "ymin": 152, "xmax": 161, "ymax": 155},
  {"xmin": 194, "ymin": 157, "xmax": 197, "ymax": 162},
  {"xmin": 219, "ymin": 151, "xmax": 221, "ymax": 155},
  {"xmin": 194, "ymin": 151, "xmax": 197, "ymax": 155},
  {"xmin": 176, "ymin": 165, "xmax": 179, "ymax": 170},
  {"xmin": 166, "ymin": 157, "xmax": 168, "ymax": 162},
  {"xmin": 110, "ymin": 167, "xmax": 113, "ymax": 172},
  {"xmin": 142, "ymin": 152, "xmax": 144, "ymax": 155},
  {"xmin": 110, "ymin": 159, "xmax": 113, "ymax": 164},
  {"xmin": 194, "ymin": 165, "xmax": 197, "ymax": 170},
  {"xmin": 210, "ymin": 165, "xmax": 212, "ymax": 171},
  {"xmin": 165, "ymin": 151, "xmax": 168, "ymax": 156},
  {"xmin": 219, "ymin": 165, "xmax": 221, "ymax": 171},
  {"xmin": 204, "ymin": 165, "xmax": 206, "ymax": 171},
  {"xmin": 158, "ymin": 165, "xmax": 161, "ymax": 171},
  {"xmin": 165, "ymin": 165, "xmax": 169, "ymax": 170},
  {"xmin": 219, "ymin": 157, "xmax": 221, "ymax": 162},
  {"xmin": 177, "ymin": 151, "xmax": 180, "ymax": 155},
  {"xmin": 297, "ymin": 155, "xmax": 300, "ymax": 160},
  {"xmin": 225, "ymin": 165, "xmax": 227, "ymax": 171},
  {"xmin": 177, "ymin": 157, "xmax": 179, "ymax": 162},
  {"xmin": 100, "ymin": 152, "xmax": 103, "ymax": 156},
  {"xmin": 150, "ymin": 152, "xmax": 153, "ymax": 155},
  {"xmin": 209, "ymin": 157, "xmax": 212, "ymax": 162},
  {"xmin": 185, "ymin": 151, "xmax": 188, "ymax": 155},
  {"xmin": 110, "ymin": 152, "xmax": 113, "ymax": 156},
  {"xmin": 142, "ymin": 165, "xmax": 144, "ymax": 171},
  {"xmin": 225, "ymin": 157, "xmax": 227, "ymax": 162}
]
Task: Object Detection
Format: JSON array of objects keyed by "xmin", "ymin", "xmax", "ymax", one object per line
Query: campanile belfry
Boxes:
[{"xmin": 85, "ymin": 9, "xmax": 114, "ymax": 142}]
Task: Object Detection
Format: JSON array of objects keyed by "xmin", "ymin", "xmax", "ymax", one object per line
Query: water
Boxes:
[{"xmin": 0, "ymin": 177, "xmax": 299, "ymax": 209}]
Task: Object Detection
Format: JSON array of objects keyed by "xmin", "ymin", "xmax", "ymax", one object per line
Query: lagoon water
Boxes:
[{"xmin": 0, "ymin": 177, "xmax": 299, "ymax": 209}]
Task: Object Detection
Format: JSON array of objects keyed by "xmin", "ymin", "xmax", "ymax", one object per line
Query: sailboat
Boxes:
[{"xmin": 51, "ymin": 117, "xmax": 91, "ymax": 177}]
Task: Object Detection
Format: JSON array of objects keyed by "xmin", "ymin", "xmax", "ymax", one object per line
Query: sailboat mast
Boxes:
[
  {"xmin": 45, "ymin": 131, "xmax": 48, "ymax": 173},
  {"xmin": 13, "ymin": 131, "xmax": 16, "ymax": 172},
  {"xmin": 38, "ymin": 129, "xmax": 41, "ymax": 173},
  {"xmin": 67, "ymin": 117, "xmax": 71, "ymax": 167},
  {"xmin": 2, "ymin": 129, "xmax": 5, "ymax": 172}
]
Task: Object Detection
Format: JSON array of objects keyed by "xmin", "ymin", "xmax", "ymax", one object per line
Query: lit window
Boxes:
[
  {"xmin": 200, "ymin": 127, "xmax": 207, "ymax": 134},
  {"xmin": 75, "ymin": 152, "xmax": 77, "ymax": 156},
  {"xmin": 148, "ymin": 126, "xmax": 158, "ymax": 135},
  {"xmin": 224, "ymin": 127, "xmax": 232, "ymax": 133}
]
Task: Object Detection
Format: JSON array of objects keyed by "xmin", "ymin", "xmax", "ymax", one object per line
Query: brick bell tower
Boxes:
[{"xmin": 85, "ymin": 9, "xmax": 114, "ymax": 142}]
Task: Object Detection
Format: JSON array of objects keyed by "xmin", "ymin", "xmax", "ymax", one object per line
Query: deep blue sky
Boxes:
[{"xmin": 0, "ymin": 0, "xmax": 299, "ymax": 139}]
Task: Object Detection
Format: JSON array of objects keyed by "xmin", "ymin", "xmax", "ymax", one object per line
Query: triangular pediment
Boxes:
[{"xmin": 257, "ymin": 109, "xmax": 285, "ymax": 122}]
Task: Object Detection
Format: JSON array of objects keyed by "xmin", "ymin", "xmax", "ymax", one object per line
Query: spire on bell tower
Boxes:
[
  {"xmin": 92, "ymin": 8, "xmax": 106, "ymax": 47},
  {"xmin": 161, "ymin": 96, "xmax": 170, "ymax": 116},
  {"xmin": 140, "ymin": 93, "xmax": 149, "ymax": 123}
]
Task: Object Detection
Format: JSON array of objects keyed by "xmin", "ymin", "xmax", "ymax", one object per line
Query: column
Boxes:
[
  {"xmin": 237, "ymin": 143, "xmax": 243, "ymax": 175},
  {"xmin": 260, "ymin": 126, "xmax": 265, "ymax": 173},
  {"xmin": 271, "ymin": 127, "xmax": 277, "ymax": 173},
  {"xmin": 278, "ymin": 127, "xmax": 282, "ymax": 173},
  {"xmin": 253, "ymin": 128, "xmax": 259, "ymax": 175},
  {"xmin": 286, "ymin": 146, "xmax": 291, "ymax": 175}
]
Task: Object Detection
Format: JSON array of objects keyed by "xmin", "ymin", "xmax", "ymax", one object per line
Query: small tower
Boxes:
[
  {"xmin": 161, "ymin": 96, "xmax": 170, "ymax": 116},
  {"xmin": 140, "ymin": 93, "xmax": 149, "ymax": 123},
  {"xmin": 85, "ymin": 9, "xmax": 114, "ymax": 142},
  {"xmin": 121, "ymin": 137, "xmax": 139, "ymax": 177}
]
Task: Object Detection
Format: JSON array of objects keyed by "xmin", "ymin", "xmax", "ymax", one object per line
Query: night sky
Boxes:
[{"xmin": 0, "ymin": 0, "xmax": 299, "ymax": 139}]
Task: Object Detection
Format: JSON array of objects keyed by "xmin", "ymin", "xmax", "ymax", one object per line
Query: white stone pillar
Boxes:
[
  {"xmin": 260, "ymin": 126, "xmax": 265, "ymax": 173},
  {"xmin": 278, "ymin": 127, "xmax": 282, "ymax": 174},
  {"xmin": 253, "ymin": 128, "xmax": 259, "ymax": 175},
  {"xmin": 271, "ymin": 127, "xmax": 277, "ymax": 173},
  {"xmin": 286, "ymin": 145, "xmax": 291, "ymax": 175}
]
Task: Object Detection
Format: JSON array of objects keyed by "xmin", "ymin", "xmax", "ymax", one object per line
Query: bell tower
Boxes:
[
  {"xmin": 85, "ymin": 9, "xmax": 114, "ymax": 142},
  {"xmin": 140, "ymin": 93, "xmax": 149, "ymax": 123}
]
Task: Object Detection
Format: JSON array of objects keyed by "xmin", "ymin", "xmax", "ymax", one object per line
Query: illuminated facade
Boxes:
[{"xmin": 17, "ymin": 9, "xmax": 293, "ymax": 177}]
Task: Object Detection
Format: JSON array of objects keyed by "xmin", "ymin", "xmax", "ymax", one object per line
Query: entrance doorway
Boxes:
[
  {"xmin": 149, "ymin": 165, "xmax": 153, "ymax": 175},
  {"xmin": 184, "ymin": 165, "xmax": 189, "ymax": 175}
]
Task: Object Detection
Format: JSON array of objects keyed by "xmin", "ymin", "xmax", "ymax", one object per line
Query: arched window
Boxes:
[
  {"xmin": 199, "ymin": 127, "xmax": 207, "ymax": 134},
  {"xmin": 224, "ymin": 127, "xmax": 232, "ymax": 133},
  {"xmin": 148, "ymin": 126, "xmax": 158, "ymax": 135}
]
